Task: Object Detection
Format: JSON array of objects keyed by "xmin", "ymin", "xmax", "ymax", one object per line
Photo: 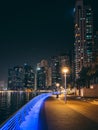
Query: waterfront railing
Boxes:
[{"xmin": 0, "ymin": 93, "xmax": 52, "ymax": 130}]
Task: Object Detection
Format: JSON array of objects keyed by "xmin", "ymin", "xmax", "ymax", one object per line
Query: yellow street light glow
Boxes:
[
  {"xmin": 62, "ymin": 67, "xmax": 69, "ymax": 74},
  {"xmin": 56, "ymin": 83, "xmax": 60, "ymax": 87}
]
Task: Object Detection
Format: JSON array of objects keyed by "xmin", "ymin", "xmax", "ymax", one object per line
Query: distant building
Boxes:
[
  {"xmin": 8, "ymin": 64, "xmax": 35, "ymax": 90},
  {"xmin": 71, "ymin": 50, "xmax": 76, "ymax": 87},
  {"xmin": 84, "ymin": 5, "xmax": 94, "ymax": 67},
  {"xmin": 40, "ymin": 59, "xmax": 48, "ymax": 67},
  {"xmin": 8, "ymin": 66, "xmax": 24, "ymax": 90},
  {"xmin": 47, "ymin": 67, "xmax": 52, "ymax": 87},
  {"xmin": 94, "ymin": 31, "xmax": 98, "ymax": 65},
  {"xmin": 50, "ymin": 56, "xmax": 61, "ymax": 87},
  {"xmin": 36, "ymin": 67, "xmax": 46, "ymax": 90},
  {"xmin": 0, "ymin": 81, "xmax": 6, "ymax": 90},
  {"xmin": 74, "ymin": 0, "xmax": 94, "ymax": 79},
  {"xmin": 8, "ymin": 68, "xmax": 14, "ymax": 90},
  {"xmin": 59, "ymin": 53, "xmax": 70, "ymax": 68},
  {"xmin": 50, "ymin": 53, "xmax": 70, "ymax": 88},
  {"xmin": 36, "ymin": 59, "xmax": 49, "ymax": 89},
  {"xmin": 23, "ymin": 64, "xmax": 35, "ymax": 89},
  {"xmin": 59, "ymin": 53, "xmax": 70, "ymax": 88}
]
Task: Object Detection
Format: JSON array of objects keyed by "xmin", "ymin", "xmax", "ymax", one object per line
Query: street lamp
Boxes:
[
  {"xmin": 56, "ymin": 83, "xmax": 60, "ymax": 98},
  {"xmin": 62, "ymin": 67, "xmax": 69, "ymax": 102},
  {"xmin": 56, "ymin": 83, "xmax": 60, "ymax": 87}
]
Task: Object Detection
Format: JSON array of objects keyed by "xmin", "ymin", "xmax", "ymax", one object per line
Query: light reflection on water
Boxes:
[{"xmin": 0, "ymin": 91, "xmax": 35, "ymax": 125}]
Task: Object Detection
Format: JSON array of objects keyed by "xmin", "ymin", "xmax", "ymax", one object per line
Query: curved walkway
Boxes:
[
  {"xmin": 39, "ymin": 95, "xmax": 98, "ymax": 130},
  {"xmin": 2, "ymin": 94, "xmax": 98, "ymax": 130}
]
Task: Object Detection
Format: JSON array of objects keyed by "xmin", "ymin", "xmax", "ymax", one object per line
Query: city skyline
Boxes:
[{"xmin": 0, "ymin": 0, "xmax": 98, "ymax": 81}]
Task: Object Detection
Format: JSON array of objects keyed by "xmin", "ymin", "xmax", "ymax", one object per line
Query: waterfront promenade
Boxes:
[
  {"xmin": 1, "ymin": 93, "xmax": 98, "ymax": 130},
  {"xmin": 39, "ymin": 95, "xmax": 98, "ymax": 130}
]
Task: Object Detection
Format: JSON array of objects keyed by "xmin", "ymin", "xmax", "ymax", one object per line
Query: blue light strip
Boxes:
[
  {"xmin": 0, "ymin": 93, "xmax": 52, "ymax": 130},
  {"xmin": 20, "ymin": 98, "xmax": 45, "ymax": 130}
]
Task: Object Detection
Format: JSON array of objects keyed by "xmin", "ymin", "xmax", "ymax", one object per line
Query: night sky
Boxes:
[{"xmin": 0, "ymin": 0, "xmax": 98, "ymax": 81}]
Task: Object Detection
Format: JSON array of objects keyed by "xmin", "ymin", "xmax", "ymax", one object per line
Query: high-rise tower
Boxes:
[
  {"xmin": 74, "ymin": 0, "xmax": 94, "ymax": 79},
  {"xmin": 84, "ymin": 5, "xmax": 94, "ymax": 67}
]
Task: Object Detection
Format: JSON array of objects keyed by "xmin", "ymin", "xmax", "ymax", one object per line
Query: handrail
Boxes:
[{"xmin": 0, "ymin": 93, "xmax": 52, "ymax": 130}]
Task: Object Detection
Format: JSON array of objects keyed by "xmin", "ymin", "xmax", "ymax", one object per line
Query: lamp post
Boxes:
[
  {"xmin": 62, "ymin": 67, "xmax": 69, "ymax": 103},
  {"xmin": 56, "ymin": 83, "xmax": 60, "ymax": 98}
]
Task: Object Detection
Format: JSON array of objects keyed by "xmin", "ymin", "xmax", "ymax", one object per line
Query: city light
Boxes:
[
  {"xmin": 62, "ymin": 67, "xmax": 69, "ymax": 74},
  {"xmin": 56, "ymin": 83, "xmax": 60, "ymax": 87},
  {"xmin": 62, "ymin": 67, "xmax": 69, "ymax": 102}
]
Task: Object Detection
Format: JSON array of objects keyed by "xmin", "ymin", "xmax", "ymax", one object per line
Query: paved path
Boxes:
[{"xmin": 39, "ymin": 95, "xmax": 98, "ymax": 130}]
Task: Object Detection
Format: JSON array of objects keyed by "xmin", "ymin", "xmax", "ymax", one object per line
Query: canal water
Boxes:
[{"xmin": 0, "ymin": 91, "xmax": 36, "ymax": 125}]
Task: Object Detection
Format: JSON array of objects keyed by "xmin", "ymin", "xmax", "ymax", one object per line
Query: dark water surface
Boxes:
[{"xmin": 0, "ymin": 91, "xmax": 35, "ymax": 125}]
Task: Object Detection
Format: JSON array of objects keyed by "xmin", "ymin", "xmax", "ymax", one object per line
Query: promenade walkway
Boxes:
[
  {"xmin": 39, "ymin": 95, "xmax": 98, "ymax": 130},
  {"xmin": 1, "ymin": 93, "xmax": 98, "ymax": 130}
]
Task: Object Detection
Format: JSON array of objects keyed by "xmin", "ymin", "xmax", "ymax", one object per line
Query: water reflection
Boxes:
[{"xmin": 0, "ymin": 91, "xmax": 35, "ymax": 125}]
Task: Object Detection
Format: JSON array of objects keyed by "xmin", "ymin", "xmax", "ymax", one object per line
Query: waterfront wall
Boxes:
[{"xmin": 75, "ymin": 84, "xmax": 98, "ymax": 97}]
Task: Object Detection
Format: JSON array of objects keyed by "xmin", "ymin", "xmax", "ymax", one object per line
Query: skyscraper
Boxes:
[
  {"xmin": 23, "ymin": 64, "xmax": 35, "ymax": 89},
  {"xmin": 8, "ymin": 66, "xmax": 24, "ymax": 90},
  {"xmin": 94, "ymin": 31, "xmax": 98, "ymax": 65},
  {"xmin": 74, "ymin": 0, "xmax": 94, "ymax": 79},
  {"xmin": 36, "ymin": 59, "xmax": 49, "ymax": 89},
  {"xmin": 84, "ymin": 4, "xmax": 94, "ymax": 67},
  {"xmin": 50, "ymin": 56, "xmax": 61, "ymax": 87},
  {"xmin": 36, "ymin": 67, "xmax": 46, "ymax": 90},
  {"xmin": 8, "ymin": 64, "xmax": 35, "ymax": 90},
  {"xmin": 50, "ymin": 53, "xmax": 70, "ymax": 88}
]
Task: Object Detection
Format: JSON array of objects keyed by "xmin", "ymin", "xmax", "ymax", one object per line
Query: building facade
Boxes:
[
  {"xmin": 8, "ymin": 64, "xmax": 35, "ymax": 90},
  {"xmin": 94, "ymin": 31, "xmax": 98, "ymax": 65},
  {"xmin": 36, "ymin": 67, "xmax": 46, "ymax": 90},
  {"xmin": 74, "ymin": 0, "xmax": 94, "ymax": 79},
  {"xmin": 23, "ymin": 64, "xmax": 35, "ymax": 89},
  {"xmin": 50, "ymin": 53, "xmax": 70, "ymax": 89},
  {"xmin": 36, "ymin": 59, "xmax": 49, "ymax": 89},
  {"xmin": 50, "ymin": 56, "xmax": 61, "ymax": 87},
  {"xmin": 0, "ymin": 81, "xmax": 7, "ymax": 90},
  {"xmin": 8, "ymin": 66, "xmax": 24, "ymax": 90}
]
